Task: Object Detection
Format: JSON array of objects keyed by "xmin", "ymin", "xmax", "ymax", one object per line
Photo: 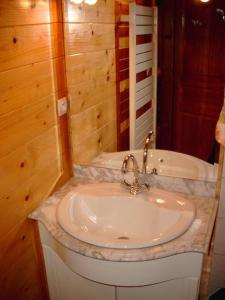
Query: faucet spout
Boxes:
[{"xmin": 142, "ymin": 131, "xmax": 154, "ymax": 174}]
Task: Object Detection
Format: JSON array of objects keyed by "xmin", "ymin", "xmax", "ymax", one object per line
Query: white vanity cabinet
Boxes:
[
  {"xmin": 42, "ymin": 245, "xmax": 115, "ymax": 300},
  {"xmin": 39, "ymin": 223, "xmax": 203, "ymax": 300},
  {"xmin": 117, "ymin": 278, "xmax": 199, "ymax": 300}
]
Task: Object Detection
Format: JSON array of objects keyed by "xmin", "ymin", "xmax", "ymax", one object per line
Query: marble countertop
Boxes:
[{"xmin": 30, "ymin": 176, "xmax": 218, "ymax": 262}]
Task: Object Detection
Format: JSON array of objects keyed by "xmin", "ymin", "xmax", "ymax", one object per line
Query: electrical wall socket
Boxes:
[{"xmin": 57, "ymin": 97, "xmax": 68, "ymax": 117}]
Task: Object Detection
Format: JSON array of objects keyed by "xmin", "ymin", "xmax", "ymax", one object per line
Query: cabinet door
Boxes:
[
  {"xmin": 117, "ymin": 277, "xmax": 199, "ymax": 300},
  {"xmin": 43, "ymin": 245, "xmax": 115, "ymax": 300}
]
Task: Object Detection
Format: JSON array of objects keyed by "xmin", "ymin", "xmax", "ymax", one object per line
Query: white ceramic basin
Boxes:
[
  {"xmin": 57, "ymin": 183, "xmax": 195, "ymax": 249},
  {"xmin": 91, "ymin": 150, "xmax": 218, "ymax": 181}
]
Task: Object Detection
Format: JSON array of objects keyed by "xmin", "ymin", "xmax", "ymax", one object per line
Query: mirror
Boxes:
[{"xmin": 64, "ymin": 0, "xmax": 224, "ymax": 182}]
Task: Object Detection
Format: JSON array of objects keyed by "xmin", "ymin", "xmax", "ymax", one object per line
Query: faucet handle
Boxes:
[
  {"xmin": 146, "ymin": 130, "xmax": 154, "ymax": 142},
  {"xmin": 121, "ymin": 154, "xmax": 139, "ymax": 173}
]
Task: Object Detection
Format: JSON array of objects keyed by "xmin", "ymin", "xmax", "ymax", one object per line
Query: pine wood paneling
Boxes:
[
  {"xmin": 0, "ymin": 60, "xmax": 54, "ymax": 115},
  {"xmin": 0, "ymin": 220, "xmax": 49, "ymax": 300},
  {"xmin": 0, "ymin": 1, "xmax": 71, "ymax": 299},
  {"xmin": 1, "ymin": 127, "xmax": 60, "ymax": 204},
  {"xmin": 63, "ymin": 0, "xmax": 115, "ymax": 23},
  {"xmin": 64, "ymin": 0, "xmax": 117, "ymax": 165},
  {"xmin": 69, "ymin": 77, "xmax": 116, "ymax": 116},
  {"xmin": 0, "ymin": 155, "xmax": 60, "ymax": 238},
  {"xmin": 71, "ymin": 99, "xmax": 116, "ymax": 146},
  {"xmin": 65, "ymin": 23, "xmax": 115, "ymax": 54},
  {"xmin": 0, "ymin": 0, "xmax": 50, "ymax": 27},
  {"xmin": 0, "ymin": 95, "xmax": 57, "ymax": 157},
  {"xmin": 0, "ymin": 25, "xmax": 52, "ymax": 72},
  {"xmin": 66, "ymin": 49, "xmax": 115, "ymax": 86},
  {"xmin": 72, "ymin": 122, "xmax": 117, "ymax": 165},
  {"xmin": 104, "ymin": 138, "xmax": 118, "ymax": 152}
]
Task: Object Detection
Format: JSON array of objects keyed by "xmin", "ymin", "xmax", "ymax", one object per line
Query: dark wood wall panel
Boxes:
[
  {"xmin": 136, "ymin": 100, "xmax": 152, "ymax": 119},
  {"xmin": 136, "ymin": 69, "xmax": 152, "ymax": 82},
  {"xmin": 115, "ymin": 0, "xmax": 130, "ymax": 150},
  {"xmin": 136, "ymin": 34, "xmax": 152, "ymax": 44}
]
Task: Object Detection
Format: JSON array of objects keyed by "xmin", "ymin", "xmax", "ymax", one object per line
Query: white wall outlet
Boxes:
[{"xmin": 57, "ymin": 97, "xmax": 68, "ymax": 117}]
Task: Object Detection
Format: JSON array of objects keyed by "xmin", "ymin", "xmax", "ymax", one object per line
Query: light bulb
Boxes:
[
  {"xmin": 84, "ymin": 0, "xmax": 97, "ymax": 5},
  {"xmin": 71, "ymin": 0, "xmax": 83, "ymax": 4},
  {"xmin": 200, "ymin": 0, "xmax": 210, "ymax": 2},
  {"xmin": 20, "ymin": 1, "xmax": 30, "ymax": 8}
]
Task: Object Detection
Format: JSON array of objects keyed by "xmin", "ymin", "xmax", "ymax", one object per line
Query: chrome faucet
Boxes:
[
  {"xmin": 121, "ymin": 154, "xmax": 142, "ymax": 195},
  {"xmin": 142, "ymin": 131, "xmax": 154, "ymax": 174}
]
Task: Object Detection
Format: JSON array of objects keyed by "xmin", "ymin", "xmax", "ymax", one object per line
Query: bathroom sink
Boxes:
[{"xmin": 57, "ymin": 183, "xmax": 195, "ymax": 249}]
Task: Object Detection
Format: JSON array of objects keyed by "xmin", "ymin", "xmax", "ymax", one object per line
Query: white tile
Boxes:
[
  {"xmin": 218, "ymin": 178, "xmax": 225, "ymax": 218},
  {"xmin": 209, "ymin": 254, "xmax": 225, "ymax": 287},
  {"xmin": 214, "ymin": 218, "xmax": 225, "ymax": 255}
]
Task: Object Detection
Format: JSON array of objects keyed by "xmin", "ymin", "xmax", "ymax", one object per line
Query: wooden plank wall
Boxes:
[
  {"xmin": 64, "ymin": 0, "xmax": 117, "ymax": 165},
  {"xmin": 0, "ymin": 1, "xmax": 71, "ymax": 299},
  {"xmin": 115, "ymin": 0, "xmax": 155, "ymax": 151}
]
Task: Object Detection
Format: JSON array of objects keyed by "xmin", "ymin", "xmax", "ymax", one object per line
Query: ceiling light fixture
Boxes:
[
  {"xmin": 71, "ymin": 0, "xmax": 83, "ymax": 3},
  {"xmin": 70, "ymin": 0, "xmax": 97, "ymax": 4},
  {"xmin": 85, "ymin": 0, "xmax": 97, "ymax": 4}
]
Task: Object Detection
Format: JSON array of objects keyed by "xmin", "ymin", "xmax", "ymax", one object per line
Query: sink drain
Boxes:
[{"xmin": 117, "ymin": 236, "xmax": 129, "ymax": 240}]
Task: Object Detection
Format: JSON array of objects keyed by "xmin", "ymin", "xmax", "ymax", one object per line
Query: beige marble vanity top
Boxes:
[{"xmin": 30, "ymin": 175, "xmax": 218, "ymax": 262}]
